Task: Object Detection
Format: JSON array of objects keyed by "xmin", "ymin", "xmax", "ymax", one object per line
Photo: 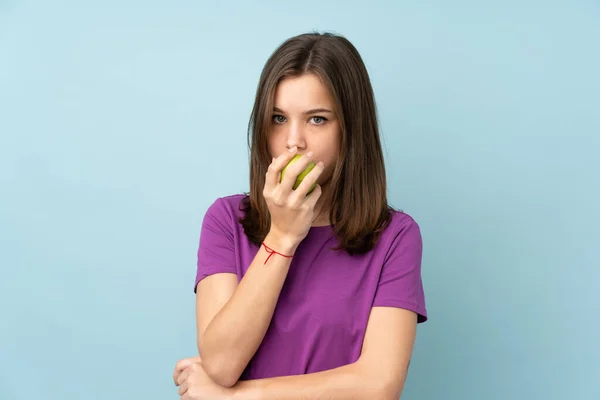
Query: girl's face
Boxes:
[{"xmin": 268, "ymin": 73, "xmax": 341, "ymax": 186}]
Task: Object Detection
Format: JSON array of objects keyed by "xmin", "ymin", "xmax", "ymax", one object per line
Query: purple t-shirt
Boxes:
[{"xmin": 194, "ymin": 194, "xmax": 427, "ymax": 380}]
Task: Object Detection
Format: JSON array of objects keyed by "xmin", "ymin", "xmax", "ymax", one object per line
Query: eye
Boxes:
[
  {"xmin": 272, "ymin": 115, "xmax": 286, "ymax": 124},
  {"xmin": 310, "ymin": 116, "xmax": 328, "ymax": 125}
]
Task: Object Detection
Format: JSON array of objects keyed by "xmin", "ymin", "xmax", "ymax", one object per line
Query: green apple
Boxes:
[{"xmin": 280, "ymin": 154, "xmax": 317, "ymax": 193}]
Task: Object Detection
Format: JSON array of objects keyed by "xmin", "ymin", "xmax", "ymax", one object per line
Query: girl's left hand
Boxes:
[{"xmin": 174, "ymin": 356, "xmax": 235, "ymax": 400}]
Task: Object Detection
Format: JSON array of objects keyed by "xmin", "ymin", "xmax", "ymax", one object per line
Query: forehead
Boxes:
[{"xmin": 273, "ymin": 73, "xmax": 334, "ymax": 110}]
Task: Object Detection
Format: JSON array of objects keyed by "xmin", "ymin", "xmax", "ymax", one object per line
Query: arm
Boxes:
[
  {"xmin": 231, "ymin": 307, "xmax": 418, "ymax": 400},
  {"xmin": 198, "ymin": 149, "xmax": 325, "ymax": 388},
  {"xmin": 197, "ymin": 232, "xmax": 298, "ymax": 388}
]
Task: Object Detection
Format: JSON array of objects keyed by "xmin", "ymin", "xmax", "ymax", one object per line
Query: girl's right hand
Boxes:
[{"xmin": 263, "ymin": 146, "xmax": 324, "ymax": 252}]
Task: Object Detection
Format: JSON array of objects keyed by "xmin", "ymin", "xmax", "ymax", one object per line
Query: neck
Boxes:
[{"xmin": 311, "ymin": 213, "xmax": 330, "ymax": 227}]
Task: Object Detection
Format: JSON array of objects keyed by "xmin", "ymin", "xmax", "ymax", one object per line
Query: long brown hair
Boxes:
[{"xmin": 240, "ymin": 32, "xmax": 392, "ymax": 255}]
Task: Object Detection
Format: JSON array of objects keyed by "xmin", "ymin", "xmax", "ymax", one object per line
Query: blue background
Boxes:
[{"xmin": 1, "ymin": 1, "xmax": 599, "ymax": 399}]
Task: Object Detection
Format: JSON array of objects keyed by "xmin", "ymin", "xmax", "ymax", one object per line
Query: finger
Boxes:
[
  {"xmin": 176, "ymin": 365, "xmax": 195, "ymax": 386},
  {"xmin": 173, "ymin": 356, "xmax": 201, "ymax": 385},
  {"xmin": 289, "ymin": 161, "xmax": 324, "ymax": 201},
  {"xmin": 177, "ymin": 380, "xmax": 188, "ymax": 396},
  {"xmin": 279, "ymin": 151, "xmax": 315, "ymax": 193},
  {"xmin": 173, "ymin": 356, "xmax": 200, "ymax": 385},
  {"xmin": 303, "ymin": 183, "xmax": 322, "ymax": 209},
  {"xmin": 264, "ymin": 146, "xmax": 298, "ymax": 191}
]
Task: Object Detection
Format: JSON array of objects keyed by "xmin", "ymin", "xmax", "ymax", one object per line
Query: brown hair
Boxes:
[{"xmin": 239, "ymin": 32, "xmax": 393, "ymax": 255}]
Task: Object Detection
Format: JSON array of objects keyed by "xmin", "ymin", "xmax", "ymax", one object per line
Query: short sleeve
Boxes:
[
  {"xmin": 194, "ymin": 197, "xmax": 238, "ymax": 292},
  {"xmin": 373, "ymin": 217, "xmax": 428, "ymax": 323}
]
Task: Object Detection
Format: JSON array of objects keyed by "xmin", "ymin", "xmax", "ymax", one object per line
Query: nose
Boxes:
[{"xmin": 285, "ymin": 120, "xmax": 307, "ymax": 151}]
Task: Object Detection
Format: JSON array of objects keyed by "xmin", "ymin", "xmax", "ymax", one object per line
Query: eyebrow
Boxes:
[{"xmin": 273, "ymin": 107, "xmax": 333, "ymax": 115}]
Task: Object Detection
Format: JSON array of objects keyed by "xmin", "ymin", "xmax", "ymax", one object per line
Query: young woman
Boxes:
[{"xmin": 173, "ymin": 32, "xmax": 428, "ymax": 400}]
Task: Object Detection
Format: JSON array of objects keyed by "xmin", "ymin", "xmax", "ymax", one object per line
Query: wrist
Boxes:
[
  {"xmin": 230, "ymin": 381, "xmax": 260, "ymax": 400},
  {"xmin": 264, "ymin": 231, "xmax": 299, "ymax": 255}
]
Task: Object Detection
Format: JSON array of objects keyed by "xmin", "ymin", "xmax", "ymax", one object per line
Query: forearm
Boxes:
[
  {"xmin": 199, "ymin": 231, "xmax": 298, "ymax": 387},
  {"xmin": 231, "ymin": 361, "xmax": 394, "ymax": 400}
]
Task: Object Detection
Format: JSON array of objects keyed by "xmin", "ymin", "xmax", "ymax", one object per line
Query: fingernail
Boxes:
[
  {"xmin": 307, "ymin": 151, "xmax": 313, "ymax": 158},
  {"xmin": 288, "ymin": 146, "xmax": 297, "ymax": 153}
]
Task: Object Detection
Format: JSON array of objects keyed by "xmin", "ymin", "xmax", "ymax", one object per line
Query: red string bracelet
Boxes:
[{"xmin": 261, "ymin": 242, "xmax": 293, "ymax": 265}]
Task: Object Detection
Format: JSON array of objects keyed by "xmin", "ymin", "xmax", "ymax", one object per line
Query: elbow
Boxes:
[
  {"xmin": 359, "ymin": 367, "xmax": 404, "ymax": 400},
  {"xmin": 353, "ymin": 359, "xmax": 402, "ymax": 399},
  {"xmin": 373, "ymin": 378, "xmax": 405, "ymax": 400},
  {"xmin": 197, "ymin": 338, "xmax": 245, "ymax": 388},
  {"xmin": 202, "ymin": 355, "xmax": 242, "ymax": 388},
  {"xmin": 376, "ymin": 387, "xmax": 402, "ymax": 400}
]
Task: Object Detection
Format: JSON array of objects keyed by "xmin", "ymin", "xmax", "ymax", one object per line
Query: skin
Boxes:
[
  {"xmin": 268, "ymin": 73, "xmax": 341, "ymax": 226},
  {"xmin": 172, "ymin": 73, "xmax": 418, "ymax": 400}
]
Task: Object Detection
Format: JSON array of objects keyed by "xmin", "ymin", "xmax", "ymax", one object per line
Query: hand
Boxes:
[
  {"xmin": 173, "ymin": 356, "xmax": 235, "ymax": 400},
  {"xmin": 263, "ymin": 147, "xmax": 325, "ymax": 249},
  {"xmin": 173, "ymin": 356, "xmax": 202, "ymax": 386}
]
